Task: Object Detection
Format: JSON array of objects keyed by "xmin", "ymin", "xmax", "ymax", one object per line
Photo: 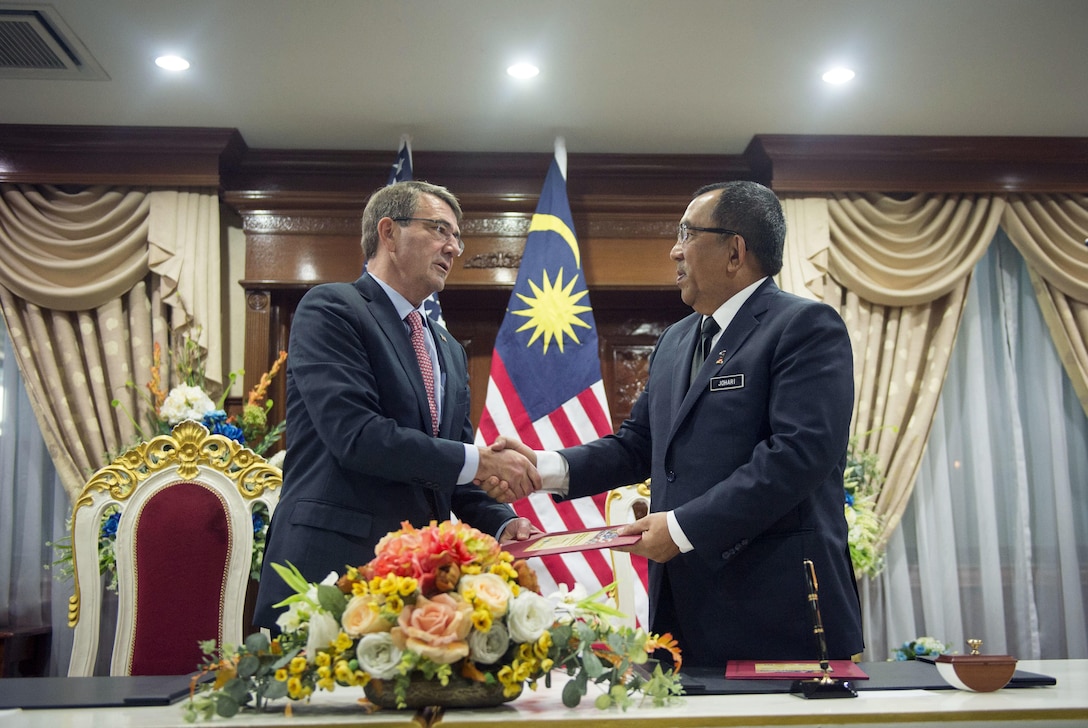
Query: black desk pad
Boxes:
[
  {"xmin": 0, "ymin": 674, "xmax": 203, "ymax": 709},
  {"xmin": 680, "ymin": 660, "xmax": 1057, "ymax": 695}
]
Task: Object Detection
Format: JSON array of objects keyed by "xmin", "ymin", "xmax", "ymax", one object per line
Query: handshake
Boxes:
[{"xmin": 473, "ymin": 436, "xmax": 539, "ymax": 504}]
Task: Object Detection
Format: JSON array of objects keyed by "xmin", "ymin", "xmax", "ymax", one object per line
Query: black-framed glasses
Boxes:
[
  {"xmin": 676, "ymin": 222, "xmax": 741, "ymax": 246},
  {"xmin": 392, "ymin": 217, "xmax": 465, "ymax": 255}
]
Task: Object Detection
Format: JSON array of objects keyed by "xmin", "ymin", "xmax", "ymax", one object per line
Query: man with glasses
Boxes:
[
  {"xmin": 254, "ymin": 180, "xmax": 539, "ymax": 630},
  {"xmin": 486, "ymin": 181, "xmax": 863, "ymax": 667}
]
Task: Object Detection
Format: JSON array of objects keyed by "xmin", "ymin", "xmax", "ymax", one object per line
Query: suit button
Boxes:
[{"xmin": 666, "ymin": 470, "xmax": 675, "ymax": 482}]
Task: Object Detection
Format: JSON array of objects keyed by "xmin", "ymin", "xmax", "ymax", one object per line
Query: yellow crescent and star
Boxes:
[{"xmin": 511, "ymin": 213, "xmax": 592, "ymax": 354}]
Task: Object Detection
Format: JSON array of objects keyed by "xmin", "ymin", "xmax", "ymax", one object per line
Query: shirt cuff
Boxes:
[
  {"xmin": 457, "ymin": 443, "xmax": 479, "ymax": 485},
  {"xmin": 666, "ymin": 510, "xmax": 694, "ymax": 553},
  {"xmin": 536, "ymin": 450, "xmax": 569, "ymax": 496}
]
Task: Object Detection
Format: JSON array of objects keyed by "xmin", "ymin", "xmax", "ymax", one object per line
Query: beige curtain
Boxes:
[
  {"xmin": 781, "ymin": 193, "xmax": 1005, "ymax": 545},
  {"xmin": 1001, "ymin": 194, "xmax": 1088, "ymax": 416},
  {"xmin": 0, "ymin": 184, "xmax": 222, "ymax": 500}
]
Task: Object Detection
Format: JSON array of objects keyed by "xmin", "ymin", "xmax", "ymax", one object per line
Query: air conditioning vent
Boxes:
[{"xmin": 0, "ymin": 4, "xmax": 108, "ymax": 79}]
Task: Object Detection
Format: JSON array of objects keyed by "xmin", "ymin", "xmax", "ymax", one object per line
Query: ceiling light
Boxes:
[
  {"xmin": 822, "ymin": 67, "xmax": 855, "ymax": 85},
  {"xmin": 507, "ymin": 63, "xmax": 539, "ymax": 79},
  {"xmin": 155, "ymin": 55, "xmax": 190, "ymax": 71}
]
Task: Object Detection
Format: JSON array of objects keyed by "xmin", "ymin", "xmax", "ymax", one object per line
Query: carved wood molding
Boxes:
[
  {"xmin": 747, "ymin": 134, "xmax": 1088, "ymax": 193},
  {"xmin": 0, "ymin": 124, "xmax": 245, "ymax": 186}
]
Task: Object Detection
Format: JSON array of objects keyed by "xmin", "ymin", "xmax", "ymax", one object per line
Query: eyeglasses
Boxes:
[
  {"xmin": 392, "ymin": 217, "xmax": 465, "ymax": 255},
  {"xmin": 676, "ymin": 222, "xmax": 741, "ymax": 246}
]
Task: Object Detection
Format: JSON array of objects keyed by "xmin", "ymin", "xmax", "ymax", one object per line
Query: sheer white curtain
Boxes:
[
  {"xmin": 861, "ymin": 229, "xmax": 1088, "ymax": 661},
  {"xmin": 0, "ymin": 314, "xmax": 71, "ymax": 675}
]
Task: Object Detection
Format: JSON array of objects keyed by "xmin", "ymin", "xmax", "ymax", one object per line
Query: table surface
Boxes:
[{"xmin": 0, "ymin": 659, "xmax": 1085, "ymax": 728}]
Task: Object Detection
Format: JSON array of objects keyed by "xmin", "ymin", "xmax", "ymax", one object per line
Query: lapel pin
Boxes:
[{"xmin": 715, "ymin": 351, "xmax": 726, "ymax": 365}]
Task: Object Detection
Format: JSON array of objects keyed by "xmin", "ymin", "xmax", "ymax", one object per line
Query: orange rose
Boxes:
[
  {"xmin": 391, "ymin": 593, "xmax": 472, "ymax": 664},
  {"xmin": 341, "ymin": 594, "xmax": 393, "ymax": 637}
]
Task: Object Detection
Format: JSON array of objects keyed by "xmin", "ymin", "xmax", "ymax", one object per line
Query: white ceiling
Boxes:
[{"xmin": 1, "ymin": 0, "xmax": 1086, "ymax": 156}]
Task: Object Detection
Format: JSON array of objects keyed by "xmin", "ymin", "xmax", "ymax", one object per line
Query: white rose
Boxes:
[
  {"xmin": 468, "ymin": 620, "xmax": 510, "ymax": 664},
  {"xmin": 305, "ymin": 610, "xmax": 341, "ymax": 659},
  {"xmin": 506, "ymin": 590, "xmax": 554, "ymax": 643},
  {"xmin": 159, "ymin": 385, "xmax": 215, "ymax": 425},
  {"xmin": 356, "ymin": 632, "xmax": 403, "ymax": 679}
]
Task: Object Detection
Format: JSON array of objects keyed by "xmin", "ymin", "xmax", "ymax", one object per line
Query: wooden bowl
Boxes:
[{"xmin": 934, "ymin": 654, "xmax": 1017, "ymax": 692}]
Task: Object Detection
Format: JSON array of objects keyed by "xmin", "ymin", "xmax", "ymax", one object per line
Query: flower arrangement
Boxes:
[
  {"xmin": 844, "ymin": 435, "xmax": 888, "ymax": 578},
  {"xmin": 184, "ymin": 520, "xmax": 683, "ymax": 720},
  {"xmin": 891, "ymin": 636, "xmax": 952, "ymax": 661},
  {"xmin": 121, "ymin": 334, "xmax": 288, "ymax": 457}
]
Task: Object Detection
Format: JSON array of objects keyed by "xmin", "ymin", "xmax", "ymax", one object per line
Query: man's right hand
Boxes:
[{"xmin": 475, "ymin": 442, "xmax": 540, "ymax": 503}]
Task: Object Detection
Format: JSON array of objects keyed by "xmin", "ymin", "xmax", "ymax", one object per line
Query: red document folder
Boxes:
[
  {"xmin": 725, "ymin": 660, "xmax": 869, "ymax": 680},
  {"xmin": 503, "ymin": 526, "xmax": 641, "ymax": 559}
]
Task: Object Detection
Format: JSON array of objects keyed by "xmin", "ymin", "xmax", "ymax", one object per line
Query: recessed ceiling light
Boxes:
[
  {"xmin": 507, "ymin": 62, "xmax": 539, "ymax": 79},
  {"xmin": 822, "ymin": 66, "xmax": 855, "ymax": 85},
  {"xmin": 155, "ymin": 55, "xmax": 190, "ymax": 71}
]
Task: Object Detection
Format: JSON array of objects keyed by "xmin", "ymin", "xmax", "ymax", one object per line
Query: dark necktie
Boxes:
[
  {"xmin": 700, "ymin": 316, "xmax": 720, "ymax": 362},
  {"xmin": 407, "ymin": 311, "xmax": 439, "ymax": 436}
]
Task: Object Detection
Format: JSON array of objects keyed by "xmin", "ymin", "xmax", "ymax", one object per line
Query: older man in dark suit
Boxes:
[
  {"xmin": 488, "ymin": 181, "xmax": 863, "ymax": 667},
  {"xmin": 254, "ymin": 181, "xmax": 538, "ymax": 629}
]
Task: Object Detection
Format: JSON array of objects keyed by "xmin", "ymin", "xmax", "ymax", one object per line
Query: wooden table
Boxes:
[{"xmin": 1, "ymin": 659, "xmax": 1084, "ymax": 728}]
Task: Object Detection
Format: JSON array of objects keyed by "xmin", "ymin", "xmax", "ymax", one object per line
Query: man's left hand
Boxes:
[
  {"xmin": 500, "ymin": 517, "xmax": 541, "ymax": 542},
  {"xmin": 618, "ymin": 512, "xmax": 680, "ymax": 563}
]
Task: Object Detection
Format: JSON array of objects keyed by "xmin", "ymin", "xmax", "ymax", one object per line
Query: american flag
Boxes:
[
  {"xmin": 475, "ymin": 143, "xmax": 648, "ymax": 625},
  {"xmin": 386, "ymin": 134, "xmax": 445, "ymax": 326}
]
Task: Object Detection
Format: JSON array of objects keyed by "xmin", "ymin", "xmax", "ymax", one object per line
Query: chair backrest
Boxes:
[
  {"xmin": 604, "ymin": 481, "xmax": 650, "ymax": 629},
  {"xmin": 67, "ymin": 421, "xmax": 281, "ymax": 676}
]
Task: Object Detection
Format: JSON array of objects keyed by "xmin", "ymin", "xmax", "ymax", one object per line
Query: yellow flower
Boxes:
[
  {"xmin": 334, "ymin": 660, "xmax": 355, "ymax": 684},
  {"xmin": 287, "ymin": 676, "xmax": 303, "ymax": 698},
  {"xmin": 315, "ymin": 652, "xmax": 331, "ymax": 668},
  {"xmin": 274, "ymin": 668, "xmax": 288, "ymax": 682},
  {"xmin": 471, "ymin": 608, "xmax": 492, "ymax": 632},
  {"xmin": 333, "ymin": 632, "xmax": 353, "ymax": 653},
  {"xmin": 289, "ymin": 656, "xmax": 308, "ymax": 674},
  {"xmin": 385, "ymin": 594, "xmax": 404, "ymax": 613}
]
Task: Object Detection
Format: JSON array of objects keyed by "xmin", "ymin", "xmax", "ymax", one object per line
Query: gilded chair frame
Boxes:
[{"xmin": 67, "ymin": 421, "xmax": 281, "ymax": 676}]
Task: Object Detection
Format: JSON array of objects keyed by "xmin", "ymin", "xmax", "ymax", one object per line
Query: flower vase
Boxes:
[{"xmin": 363, "ymin": 672, "xmax": 520, "ymax": 709}]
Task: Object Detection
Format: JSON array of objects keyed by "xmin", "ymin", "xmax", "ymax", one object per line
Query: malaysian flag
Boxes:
[
  {"xmin": 385, "ymin": 134, "xmax": 445, "ymax": 326},
  {"xmin": 475, "ymin": 140, "xmax": 648, "ymax": 625}
]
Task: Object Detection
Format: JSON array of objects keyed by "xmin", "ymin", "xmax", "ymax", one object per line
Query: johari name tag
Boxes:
[{"xmin": 711, "ymin": 374, "xmax": 744, "ymax": 391}]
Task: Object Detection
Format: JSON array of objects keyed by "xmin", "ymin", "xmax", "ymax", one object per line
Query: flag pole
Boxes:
[{"xmin": 554, "ymin": 136, "xmax": 567, "ymax": 180}]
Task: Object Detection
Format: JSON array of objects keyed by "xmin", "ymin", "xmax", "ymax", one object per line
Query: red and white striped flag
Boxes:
[{"xmin": 475, "ymin": 140, "xmax": 648, "ymax": 625}]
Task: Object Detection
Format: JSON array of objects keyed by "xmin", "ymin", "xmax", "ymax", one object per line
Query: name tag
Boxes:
[{"xmin": 711, "ymin": 374, "xmax": 744, "ymax": 391}]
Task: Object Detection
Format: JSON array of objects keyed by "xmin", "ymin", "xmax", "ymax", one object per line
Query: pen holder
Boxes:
[{"xmin": 792, "ymin": 672, "xmax": 859, "ymax": 699}]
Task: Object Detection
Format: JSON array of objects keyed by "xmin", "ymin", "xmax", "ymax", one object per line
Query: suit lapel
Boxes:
[
  {"xmin": 428, "ymin": 318, "xmax": 458, "ymax": 438},
  {"xmin": 667, "ymin": 281, "xmax": 774, "ymax": 443},
  {"xmin": 355, "ymin": 275, "xmax": 433, "ymax": 431}
]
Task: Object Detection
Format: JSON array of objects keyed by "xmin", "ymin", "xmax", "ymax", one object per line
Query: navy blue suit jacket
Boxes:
[
  {"xmin": 560, "ymin": 279, "xmax": 863, "ymax": 666},
  {"xmin": 253, "ymin": 274, "xmax": 514, "ymax": 628}
]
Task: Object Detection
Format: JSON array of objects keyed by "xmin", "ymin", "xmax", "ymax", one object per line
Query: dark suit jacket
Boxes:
[
  {"xmin": 560, "ymin": 279, "xmax": 863, "ymax": 666},
  {"xmin": 253, "ymin": 274, "xmax": 515, "ymax": 628}
]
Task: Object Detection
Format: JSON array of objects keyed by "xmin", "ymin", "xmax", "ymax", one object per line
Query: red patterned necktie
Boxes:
[{"xmin": 407, "ymin": 311, "xmax": 439, "ymax": 436}]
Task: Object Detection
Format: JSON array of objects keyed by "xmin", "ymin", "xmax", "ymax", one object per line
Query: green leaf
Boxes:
[
  {"xmin": 244, "ymin": 632, "xmax": 270, "ymax": 654},
  {"xmin": 582, "ymin": 650, "xmax": 604, "ymax": 679},
  {"xmin": 237, "ymin": 654, "xmax": 260, "ymax": 679},
  {"xmin": 317, "ymin": 583, "xmax": 348, "ymax": 620},
  {"xmin": 270, "ymin": 561, "xmax": 314, "ymax": 598},
  {"xmin": 214, "ymin": 695, "xmax": 240, "ymax": 718},
  {"xmin": 562, "ymin": 677, "xmax": 585, "ymax": 707},
  {"xmin": 222, "ymin": 678, "xmax": 250, "ymax": 704},
  {"xmin": 263, "ymin": 678, "xmax": 288, "ymax": 700}
]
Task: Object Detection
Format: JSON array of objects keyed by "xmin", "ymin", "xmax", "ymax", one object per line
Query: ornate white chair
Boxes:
[
  {"xmin": 604, "ymin": 481, "xmax": 650, "ymax": 628},
  {"xmin": 67, "ymin": 421, "xmax": 281, "ymax": 676}
]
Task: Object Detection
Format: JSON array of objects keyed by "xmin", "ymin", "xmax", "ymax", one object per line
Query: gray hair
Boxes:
[
  {"xmin": 361, "ymin": 180, "xmax": 463, "ymax": 259},
  {"xmin": 693, "ymin": 181, "xmax": 785, "ymax": 277}
]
